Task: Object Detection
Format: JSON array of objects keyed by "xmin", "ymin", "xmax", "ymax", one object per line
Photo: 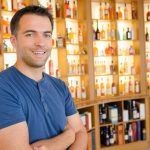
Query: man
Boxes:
[{"xmin": 0, "ymin": 5, "xmax": 87, "ymax": 150}]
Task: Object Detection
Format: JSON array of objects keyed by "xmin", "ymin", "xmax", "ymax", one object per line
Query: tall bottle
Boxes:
[
  {"xmin": 124, "ymin": 124, "xmax": 129, "ymax": 143},
  {"xmin": 147, "ymin": 5, "xmax": 150, "ymax": 21},
  {"xmin": 101, "ymin": 103, "xmax": 107, "ymax": 123},
  {"xmin": 76, "ymin": 80, "xmax": 81, "ymax": 99},
  {"xmin": 118, "ymin": 6, "xmax": 122, "ymax": 19},
  {"xmin": 131, "ymin": 2, "xmax": 137, "ymax": 19},
  {"xmin": 124, "ymin": 3, "xmax": 128, "ymax": 20},
  {"xmin": 96, "ymin": 22, "xmax": 100, "ymax": 40},
  {"xmin": 104, "ymin": 2, "xmax": 109, "ymax": 20},
  {"xmin": 99, "ymin": 2, "xmax": 103, "ymax": 19},
  {"xmin": 128, "ymin": 124, "xmax": 133, "ymax": 142},
  {"xmin": 95, "ymin": 79, "xmax": 100, "ymax": 97},
  {"xmin": 132, "ymin": 101, "xmax": 137, "ymax": 119},
  {"xmin": 126, "ymin": 27, "xmax": 132, "ymax": 40},
  {"xmin": 81, "ymin": 81, "xmax": 86, "ymax": 99},
  {"xmin": 56, "ymin": 0, "xmax": 61, "ymax": 18},
  {"xmin": 146, "ymin": 27, "xmax": 149, "ymax": 41},
  {"xmin": 73, "ymin": 0, "xmax": 78, "ymax": 19}
]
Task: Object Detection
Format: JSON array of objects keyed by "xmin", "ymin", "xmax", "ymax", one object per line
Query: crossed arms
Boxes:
[{"xmin": 0, "ymin": 113, "xmax": 88, "ymax": 150}]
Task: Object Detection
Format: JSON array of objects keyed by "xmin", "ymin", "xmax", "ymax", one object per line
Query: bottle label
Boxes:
[{"xmin": 102, "ymin": 113, "xmax": 106, "ymax": 119}]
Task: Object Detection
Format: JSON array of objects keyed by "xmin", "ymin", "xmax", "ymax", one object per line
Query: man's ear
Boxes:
[{"xmin": 10, "ymin": 35, "xmax": 16, "ymax": 49}]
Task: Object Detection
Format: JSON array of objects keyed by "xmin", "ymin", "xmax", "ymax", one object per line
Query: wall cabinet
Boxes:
[{"xmin": 0, "ymin": 0, "xmax": 150, "ymax": 150}]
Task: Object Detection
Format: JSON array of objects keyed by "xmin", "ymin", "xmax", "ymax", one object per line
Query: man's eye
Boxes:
[
  {"xmin": 45, "ymin": 34, "xmax": 52, "ymax": 38},
  {"xmin": 25, "ymin": 33, "xmax": 33, "ymax": 37}
]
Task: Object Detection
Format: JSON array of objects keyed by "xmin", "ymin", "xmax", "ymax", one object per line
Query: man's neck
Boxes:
[{"xmin": 14, "ymin": 62, "xmax": 44, "ymax": 82}]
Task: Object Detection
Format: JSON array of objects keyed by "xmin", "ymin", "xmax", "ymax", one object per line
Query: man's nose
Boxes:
[{"xmin": 34, "ymin": 34, "xmax": 45, "ymax": 46}]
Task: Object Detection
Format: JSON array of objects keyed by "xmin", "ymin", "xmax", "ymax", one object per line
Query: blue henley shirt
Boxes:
[{"xmin": 0, "ymin": 66, "xmax": 77, "ymax": 143}]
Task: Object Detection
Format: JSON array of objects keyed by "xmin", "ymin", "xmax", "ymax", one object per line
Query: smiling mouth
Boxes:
[{"xmin": 33, "ymin": 51, "xmax": 46, "ymax": 55}]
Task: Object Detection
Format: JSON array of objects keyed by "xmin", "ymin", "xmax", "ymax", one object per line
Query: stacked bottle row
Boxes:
[
  {"xmin": 99, "ymin": 100, "xmax": 145, "ymax": 125},
  {"xmin": 99, "ymin": 99, "xmax": 146, "ymax": 147},
  {"xmin": 95, "ymin": 76, "xmax": 140, "ymax": 97},
  {"xmin": 100, "ymin": 121, "xmax": 146, "ymax": 147},
  {"xmin": 1, "ymin": 0, "xmax": 28, "ymax": 11},
  {"xmin": 68, "ymin": 79, "xmax": 87, "ymax": 100},
  {"xmin": 92, "ymin": 0, "xmax": 140, "ymax": 98}
]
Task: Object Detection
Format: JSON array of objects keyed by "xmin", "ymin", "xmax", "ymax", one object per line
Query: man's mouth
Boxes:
[{"xmin": 33, "ymin": 51, "xmax": 46, "ymax": 55}]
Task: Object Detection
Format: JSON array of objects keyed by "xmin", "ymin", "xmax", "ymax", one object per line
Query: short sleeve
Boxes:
[
  {"xmin": 0, "ymin": 81, "xmax": 26, "ymax": 129},
  {"xmin": 63, "ymin": 83, "xmax": 77, "ymax": 116}
]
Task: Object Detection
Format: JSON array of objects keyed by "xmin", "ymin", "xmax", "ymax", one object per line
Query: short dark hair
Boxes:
[{"xmin": 10, "ymin": 5, "xmax": 53, "ymax": 35}]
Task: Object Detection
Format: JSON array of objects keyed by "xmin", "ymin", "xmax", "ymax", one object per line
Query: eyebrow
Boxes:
[{"xmin": 23, "ymin": 30, "xmax": 52, "ymax": 34}]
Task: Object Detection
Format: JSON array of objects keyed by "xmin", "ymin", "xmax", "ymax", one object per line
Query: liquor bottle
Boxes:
[
  {"xmin": 93, "ymin": 27, "xmax": 96, "ymax": 40},
  {"xmin": 110, "ymin": 60, "xmax": 115, "ymax": 74},
  {"xmin": 64, "ymin": 0, "xmax": 68, "ymax": 17},
  {"xmin": 2, "ymin": 40, "xmax": 8, "ymax": 52},
  {"xmin": 124, "ymin": 124, "xmax": 129, "ymax": 143},
  {"xmin": 110, "ymin": 127, "xmax": 115, "ymax": 145},
  {"xmin": 96, "ymin": 22, "xmax": 100, "ymax": 40},
  {"xmin": 99, "ymin": 107, "xmax": 103, "ymax": 124},
  {"xmin": 126, "ymin": 27, "xmax": 132, "ymax": 40},
  {"xmin": 49, "ymin": 59, "xmax": 54, "ymax": 75},
  {"xmin": 104, "ymin": 2, "xmax": 109, "ymax": 20},
  {"xmin": 131, "ymin": 2, "xmax": 137, "ymax": 19},
  {"xmin": 107, "ymin": 24, "xmax": 111, "ymax": 40},
  {"xmin": 124, "ymin": 58, "xmax": 128, "ymax": 74},
  {"xmin": 105, "ymin": 127, "xmax": 110, "ymax": 146},
  {"xmin": 106, "ymin": 78, "xmax": 111, "ymax": 96},
  {"xmin": 132, "ymin": 101, "xmax": 137, "ymax": 119},
  {"xmin": 47, "ymin": 0, "xmax": 53, "ymax": 16},
  {"xmin": 93, "ymin": 43, "xmax": 98, "ymax": 56},
  {"xmin": 123, "ymin": 28, "xmax": 126, "ymax": 40},
  {"xmin": 12, "ymin": 0, "xmax": 17, "ymax": 11},
  {"xmin": 81, "ymin": 81, "xmax": 86, "ymax": 99},
  {"xmin": 147, "ymin": 74, "xmax": 150, "ymax": 90},
  {"xmin": 124, "ymin": 3, "xmax": 128, "ymax": 20},
  {"xmin": 129, "ymin": 45, "xmax": 135, "ymax": 55},
  {"xmin": 101, "ymin": 103, "xmax": 107, "ymax": 123},
  {"xmin": 111, "ymin": 25, "xmax": 115, "ymax": 40},
  {"xmin": 124, "ymin": 77, "xmax": 129, "ymax": 95},
  {"xmin": 135, "ymin": 80, "xmax": 140, "ymax": 93},
  {"xmin": 76, "ymin": 80, "xmax": 81, "ymax": 99},
  {"xmin": 129, "ymin": 77, "xmax": 133, "ymax": 94},
  {"xmin": 95, "ymin": 79, "xmax": 100, "ymax": 97},
  {"xmin": 69, "ymin": 80, "xmax": 76, "ymax": 99},
  {"xmin": 146, "ymin": 27, "xmax": 149, "ymax": 41},
  {"xmin": 120, "ymin": 80, "xmax": 124, "ymax": 95},
  {"xmin": 112, "ymin": 80, "xmax": 117, "ymax": 96},
  {"xmin": 78, "ymin": 25, "xmax": 83, "ymax": 44},
  {"xmin": 100, "ymin": 78, "xmax": 105, "ymax": 96},
  {"xmin": 56, "ymin": 66, "xmax": 61, "ymax": 78},
  {"xmin": 73, "ymin": 0, "xmax": 78, "ymax": 19},
  {"xmin": 128, "ymin": 124, "xmax": 133, "ymax": 142},
  {"xmin": 118, "ymin": 6, "xmax": 122, "ymax": 19},
  {"xmin": 109, "ymin": 3, "xmax": 114, "ymax": 20},
  {"xmin": 100, "ymin": 25, "xmax": 105, "ymax": 40},
  {"xmin": 112, "ymin": 126, "xmax": 116, "ymax": 144},
  {"xmin": 56, "ymin": 0, "xmax": 61, "ymax": 18},
  {"xmin": 147, "ymin": 5, "xmax": 150, "ymax": 21},
  {"xmin": 142, "ymin": 128, "xmax": 146, "ymax": 140},
  {"xmin": 99, "ymin": 2, "xmax": 103, "ymax": 19},
  {"xmin": 67, "ymin": 1, "xmax": 71, "ymax": 18}
]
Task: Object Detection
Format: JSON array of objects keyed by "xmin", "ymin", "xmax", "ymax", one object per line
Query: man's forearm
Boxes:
[
  {"xmin": 68, "ymin": 128, "xmax": 88, "ymax": 150},
  {"xmin": 31, "ymin": 126, "xmax": 75, "ymax": 150}
]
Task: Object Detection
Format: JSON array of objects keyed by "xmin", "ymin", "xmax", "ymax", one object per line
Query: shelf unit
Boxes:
[{"xmin": 0, "ymin": 0, "xmax": 150, "ymax": 150}]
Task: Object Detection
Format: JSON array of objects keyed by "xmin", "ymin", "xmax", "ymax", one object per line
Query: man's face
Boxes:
[{"xmin": 11, "ymin": 14, "xmax": 52, "ymax": 68}]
